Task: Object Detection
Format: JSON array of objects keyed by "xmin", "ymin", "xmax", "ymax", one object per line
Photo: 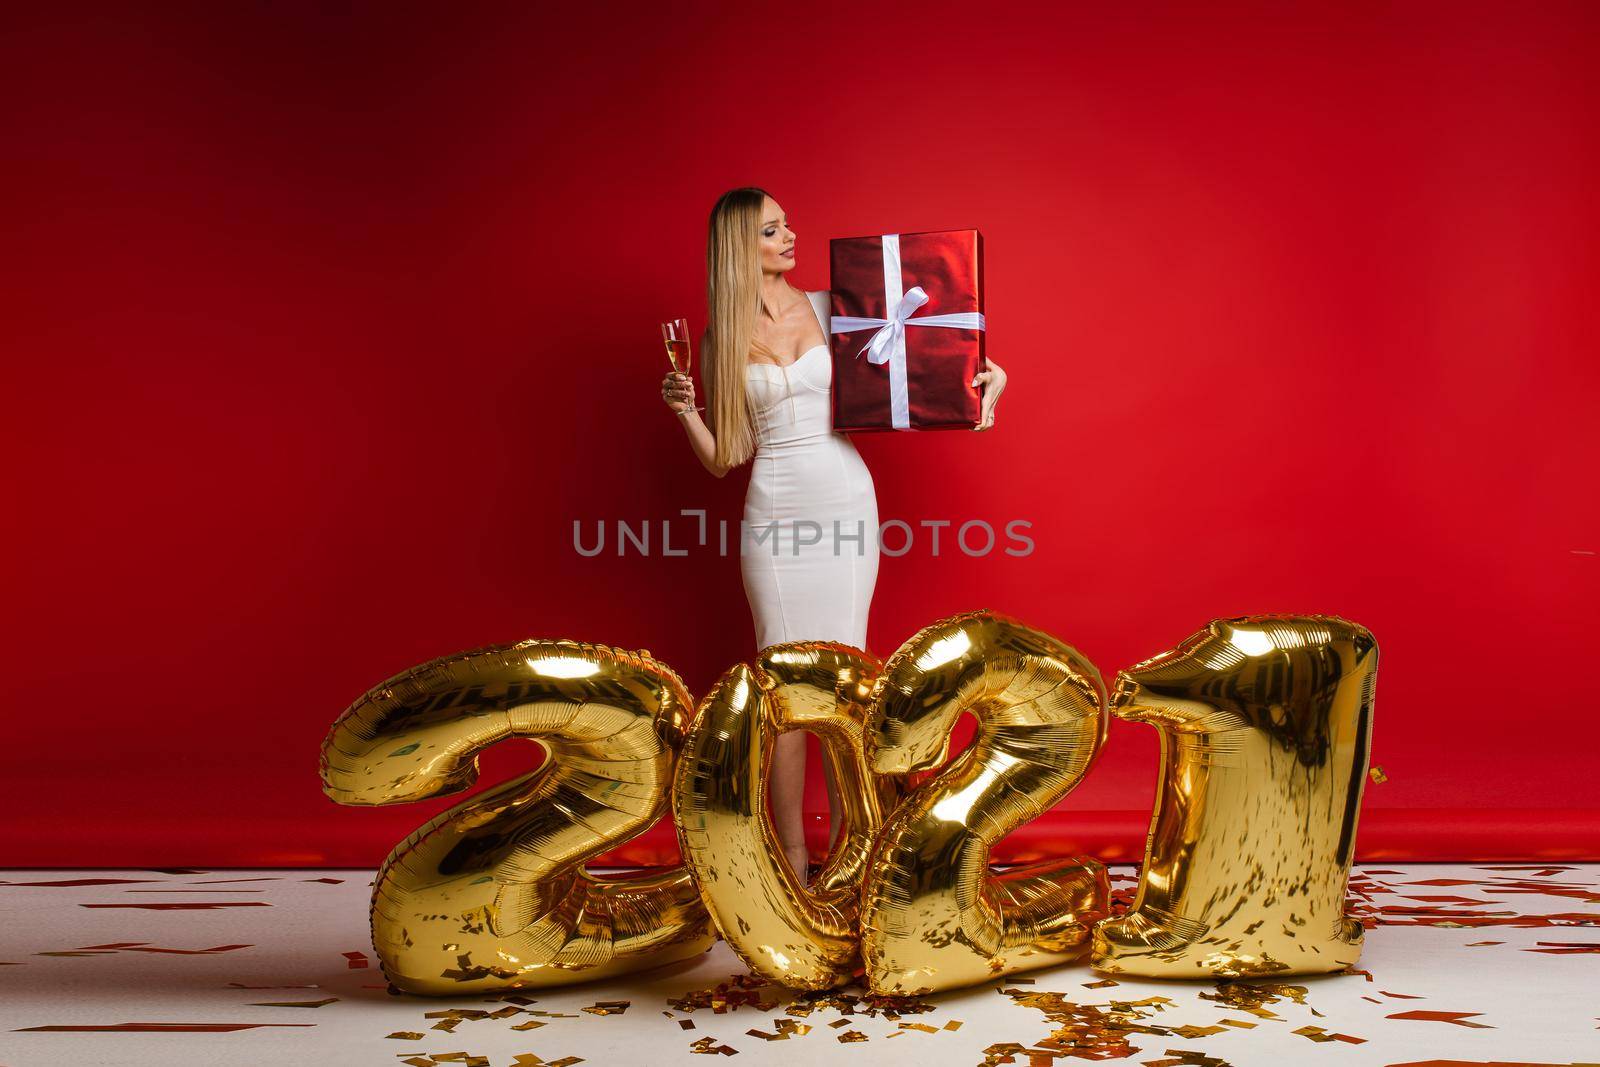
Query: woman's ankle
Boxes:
[{"xmin": 784, "ymin": 848, "xmax": 809, "ymax": 883}]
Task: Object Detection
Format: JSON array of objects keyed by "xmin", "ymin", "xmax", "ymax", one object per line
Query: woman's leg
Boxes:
[
  {"xmin": 821, "ymin": 749, "xmax": 842, "ymax": 857},
  {"xmin": 770, "ymin": 730, "xmax": 810, "ymax": 882}
]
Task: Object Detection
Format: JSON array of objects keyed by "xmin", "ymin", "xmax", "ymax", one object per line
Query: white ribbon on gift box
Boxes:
[{"xmin": 828, "ymin": 232, "xmax": 987, "ymax": 430}]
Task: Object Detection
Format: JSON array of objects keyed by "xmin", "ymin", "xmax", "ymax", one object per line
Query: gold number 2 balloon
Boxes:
[
  {"xmin": 672, "ymin": 641, "xmax": 902, "ymax": 990},
  {"xmin": 319, "ymin": 639, "xmax": 716, "ymax": 995},
  {"xmin": 859, "ymin": 609, "xmax": 1112, "ymax": 996},
  {"xmin": 1092, "ymin": 615, "xmax": 1378, "ymax": 979}
]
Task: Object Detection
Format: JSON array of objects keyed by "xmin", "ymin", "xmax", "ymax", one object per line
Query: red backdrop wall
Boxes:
[{"xmin": 4, "ymin": 1, "xmax": 1596, "ymax": 867}]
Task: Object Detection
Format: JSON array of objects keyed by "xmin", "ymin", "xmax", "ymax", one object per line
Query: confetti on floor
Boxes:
[{"xmin": 0, "ymin": 863, "xmax": 1594, "ymax": 1065}]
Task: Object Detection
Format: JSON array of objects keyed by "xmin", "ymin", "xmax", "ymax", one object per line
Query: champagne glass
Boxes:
[{"xmin": 661, "ymin": 318, "xmax": 703, "ymax": 412}]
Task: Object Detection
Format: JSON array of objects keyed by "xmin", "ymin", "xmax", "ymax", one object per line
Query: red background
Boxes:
[{"xmin": 4, "ymin": 2, "xmax": 1596, "ymax": 867}]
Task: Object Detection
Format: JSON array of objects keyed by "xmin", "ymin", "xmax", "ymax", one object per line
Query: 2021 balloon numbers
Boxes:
[{"xmin": 321, "ymin": 610, "xmax": 1376, "ymax": 996}]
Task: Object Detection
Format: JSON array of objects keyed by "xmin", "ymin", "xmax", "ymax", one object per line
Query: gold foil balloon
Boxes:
[
  {"xmin": 1091, "ymin": 615, "xmax": 1378, "ymax": 979},
  {"xmin": 859, "ymin": 609, "xmax": 1112, "ymax": 996},
  {"xmin": 319, "ymin": 639, "xmax": 715, "ymax": 995},
  {"xmin": 672, "ymin": 641, "xmax": 901, "ymax": 990}
]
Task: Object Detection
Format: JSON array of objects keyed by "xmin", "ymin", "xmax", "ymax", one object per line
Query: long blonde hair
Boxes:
[{"xmin": 703, "ymin": 186, "xmax": 783, "ymax": 471}]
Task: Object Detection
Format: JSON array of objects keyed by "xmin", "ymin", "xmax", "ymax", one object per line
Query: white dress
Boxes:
[{"xmin": 741, "ymin": 289, "xmax": 879, "ymax": 652}]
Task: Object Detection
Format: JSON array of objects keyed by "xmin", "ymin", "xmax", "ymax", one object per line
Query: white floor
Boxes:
[{"xmin": 1, "ymin": 864, "xmax": 1596, "ymax": 1067}]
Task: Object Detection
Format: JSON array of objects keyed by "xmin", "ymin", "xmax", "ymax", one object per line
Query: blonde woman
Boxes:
[{"xmin": 661, "ymin": 186, "xmax": 1008, "ymax": 882}]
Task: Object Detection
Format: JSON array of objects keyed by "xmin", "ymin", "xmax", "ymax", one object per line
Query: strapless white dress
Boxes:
[{"xmin": 741, "ymin": 289, "xmax": 879, "ymax": 652}]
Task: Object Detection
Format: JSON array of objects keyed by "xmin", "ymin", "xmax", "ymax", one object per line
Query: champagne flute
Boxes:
[{"xmin": 661, "ymin": 318, "xmax": 703, "ymax": 412}]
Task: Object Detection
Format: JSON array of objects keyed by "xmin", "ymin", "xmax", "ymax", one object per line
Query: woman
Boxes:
[{"xmin": 661, "ymin": 187, "xmax": 1008, "ymax": 882}]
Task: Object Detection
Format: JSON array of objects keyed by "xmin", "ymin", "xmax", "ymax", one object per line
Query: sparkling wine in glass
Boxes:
[{"xmin": 661, "ymin": 318, "xmax": 702, "ymax": 412}]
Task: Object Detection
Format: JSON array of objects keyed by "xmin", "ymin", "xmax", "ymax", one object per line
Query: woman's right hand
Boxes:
[{"xmin": 662, "ymin": 371, "xmax": 696, "ymax": 413}]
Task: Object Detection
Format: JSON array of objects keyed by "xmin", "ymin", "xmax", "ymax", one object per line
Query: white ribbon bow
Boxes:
[{"xmin": 829, "ymin": 233, "xmax": 986, "ymax": 430}]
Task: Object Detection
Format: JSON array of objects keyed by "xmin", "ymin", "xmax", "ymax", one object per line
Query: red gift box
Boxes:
[{"xmin": 827, "ymin": 228, "xmax": 987, "ymax": 432}]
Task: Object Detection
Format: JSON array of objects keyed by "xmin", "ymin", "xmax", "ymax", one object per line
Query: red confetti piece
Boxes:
[
  {"xmin": 1522, "ymin": 941, "xmax": 1600, "ymax": 954},
  {"xmin": 56, "ymin": 943, "xmax": 253, "ymax": 955},
  {"xmin": 15, "ymin": 1022, "xmax": 313, "ymax": 1032},
  {"xmin": 0, "ymin": 878, "xmax": 158, "ymax": 887},
  {"xmin": 1385, "ymin": 1010, "xmax": 1494, "ymax": 1028},
  {"xmin": 78, "ymin": 902, "xmax": 271, "ymax": 910},
  {"xmin": 75, "ymin": 942, "xmax": 149, "ymax": 950}
]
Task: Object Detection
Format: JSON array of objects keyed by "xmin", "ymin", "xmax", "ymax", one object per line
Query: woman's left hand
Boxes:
[{"xmin": 971, "ymin": 358, "xmax": 1008, "ymax": 432}]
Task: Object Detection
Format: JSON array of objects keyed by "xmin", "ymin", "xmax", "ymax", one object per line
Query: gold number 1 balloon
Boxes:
[
  {"xmin": 859, "ymin": 609, "xmax": 1111, "ymax": 996},
  {"xmin": 319, "ymin": 639, "xmax": 715, "ymax": 995},
  {"xmin": 672, "ymin": 641, "xmax": 901, "ymax": 989},
  {"xmin": 1092, "ymin": 615, "xmax": 1378, "ymax": 979}
]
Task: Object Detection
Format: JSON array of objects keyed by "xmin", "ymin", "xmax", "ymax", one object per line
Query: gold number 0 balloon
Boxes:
[
  {"xmin": 672, "ymin": 641, "xmax": 902, "ymax": 990},
  {"xmin": 319, "ymin": 639, "xmax": 715, "ymax": 995},
  {"xmin": 1092, "ymin": 615, "xmax": 1378, "ymax": 979},
  {"xmin": 859, "ymin": 609, "xmax": 1112, "ymax": 996}
]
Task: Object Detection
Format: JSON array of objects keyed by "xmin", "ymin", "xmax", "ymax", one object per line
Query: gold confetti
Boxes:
[
  {"xmin": 837, "ymin": 1029, "xmax": 868, "ymax": 1042},
  {"xmin": 510, "ymin": 1019, "xmax": 546, "ymax": 1031},
  {"xmin": 669, "ymin": 974, "xmax": 779, "ymax": 1016},
  {"xmin": 998, "ymin": 986, "xmax": 1191, "ymax": 1061},
  {"xmin": 1143, "ymin": 1052, "xmax": 1232, "ymax": 1067},
  {"xmin": 688, "ymin": 1036, "xmax": 738, "ymax": 1055},
  {"xmin": 385, "ymin": 1031, "xmax": 425, "ymax": 1040},
  {"xmin": 246, "ymin": 997, "xmax": 338, "ymax": 1008},
  {"xmin": 582, "ymin": 1000, "xmax": 631, "ymax": 1016},
  {"xmin": 745, "ymin": 1027, "xmax": 788, "ymax": 1041},
  {"xmin": 1198, "ymin": 980, "xmax": 1307, "ymax": 1019},
  {"xmin": 1368, "ymin": 765, "xmax": 1388, "ymax": 783}
]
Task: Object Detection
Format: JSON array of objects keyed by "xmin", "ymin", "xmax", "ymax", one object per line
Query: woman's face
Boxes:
[{"xmin": 757, "ymin": 196, "xmax": 797, "ymax": 275}]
